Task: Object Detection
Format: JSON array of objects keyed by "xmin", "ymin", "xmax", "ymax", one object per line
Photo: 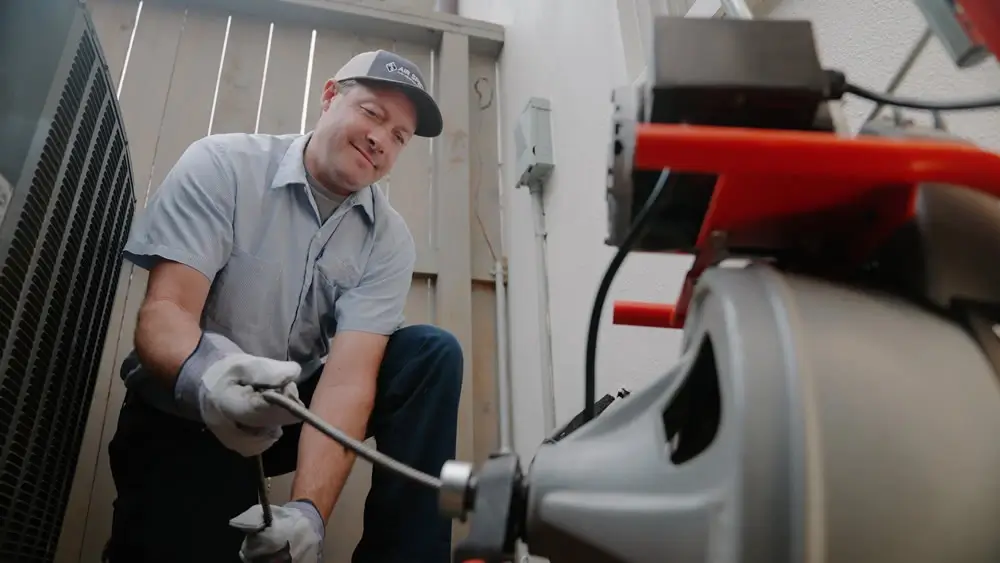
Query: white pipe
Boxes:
[
  {"xmin": 530, "ymin": 187, "xmax": 557, "ymax": 435},
  {"xmin": 492, "ymin": 60, "xmax": 516, "ymax": 454},
  {"xmin": 494, "ymin": 63, "xmax": 507, "ymax": 273},
  {"xmin": 493, "ymin": 261, "xmax": 513, "ymax": 452}
]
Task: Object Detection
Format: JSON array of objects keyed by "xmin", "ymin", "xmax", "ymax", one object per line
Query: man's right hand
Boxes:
[{"xmin": 177, "ymin": 337, "xmax": 305, "ymax": 456}]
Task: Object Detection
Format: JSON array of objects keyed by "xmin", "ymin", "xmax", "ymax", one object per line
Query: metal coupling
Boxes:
[{"xmin": 439, "ymin": 460, "xmax": 475, "ymax": 520}]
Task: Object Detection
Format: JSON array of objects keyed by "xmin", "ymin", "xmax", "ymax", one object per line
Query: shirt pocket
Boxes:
[
  {"xmin": 313, "ymin": 254, "xmax": 358, "ymax": 325},
  {"xmin": 206, "ymin": 246, "xmax": 280, "ymax": 333},
  {"xmin": 316, "ymin": 254, "xmax": 362, "ymax": 295}
]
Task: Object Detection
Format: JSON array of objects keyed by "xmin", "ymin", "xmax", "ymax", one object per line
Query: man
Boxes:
[{"xmin": 103, "ymin": 50, "xmax": 463, "ymax": 563}]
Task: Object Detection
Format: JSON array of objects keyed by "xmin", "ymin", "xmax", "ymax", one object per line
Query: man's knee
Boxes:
[
  {"xmin": 393, "ymin": 324, "xmax": 463, "ymax": 391},
  {"xmin": 418, "ymin": 324, "xmax": 462, "ymax": 361}
]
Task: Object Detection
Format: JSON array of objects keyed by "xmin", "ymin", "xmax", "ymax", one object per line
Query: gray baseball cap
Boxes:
[{"xmin": 334, "ymin": 50, "xmax": 443, "ymax": 138}]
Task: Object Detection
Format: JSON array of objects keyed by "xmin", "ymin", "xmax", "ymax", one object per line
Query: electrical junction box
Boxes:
[{"xmin": 514, "ymin": 97, "xmax": 555, "ymax": 191}]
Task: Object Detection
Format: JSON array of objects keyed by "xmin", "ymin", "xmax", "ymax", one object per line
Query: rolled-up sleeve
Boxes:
[
  {"xmin": 335, "ymin": 224, "xmax": 416, "ymax": 335},
  {"xmin": 123, "ymin": 137, "xmax": 235, "ymax": 281}
]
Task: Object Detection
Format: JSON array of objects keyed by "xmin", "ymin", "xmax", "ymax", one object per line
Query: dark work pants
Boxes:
[{"xmin": 103, "ymin": 324, "xmax": 463, "ymax": 563}]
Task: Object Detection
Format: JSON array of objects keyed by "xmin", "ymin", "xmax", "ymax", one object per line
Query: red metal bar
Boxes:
[
  {"xmin": 633, "ymin": 123, "xmax": 1000, "ymax": 193},
  {"xmin": 624, "ymin": 123, "xmax": 1000, "ymax": 330},
  {"xmin": 612, "ymin": 301, "xmax": 677, "ymax": 329}
]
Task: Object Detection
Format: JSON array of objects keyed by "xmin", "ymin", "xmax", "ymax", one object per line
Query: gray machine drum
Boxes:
[
  {"xmin": 525, "ymin": 264, "xmax": 1000, "ymax": 563},
  {"xmin": 858, "ymin": 122, "xmax": 1000, "ymax": 310}
]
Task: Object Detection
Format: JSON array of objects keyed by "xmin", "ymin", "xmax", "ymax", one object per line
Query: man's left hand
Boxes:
[{"xmin": 230, "ymin": 500, "xmax": 325, "ymax": 562}]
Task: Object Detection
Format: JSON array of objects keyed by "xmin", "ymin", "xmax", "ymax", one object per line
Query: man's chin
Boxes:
[
  {"xmin": 326, "ymin": 168, "xmax": 373, "ymax": 193},
  {"xmin": 344, "ymin": 170, "xmax": 383, "ymax": 189},
  {"xmin": 344, "ymin": 175, "xmax": 375, "ymax": 191}
]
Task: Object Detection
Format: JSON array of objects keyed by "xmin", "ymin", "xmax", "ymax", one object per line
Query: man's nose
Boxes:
[{"xmin": 366, "ymin": 131, "xmax": 386, "ymax": 154}]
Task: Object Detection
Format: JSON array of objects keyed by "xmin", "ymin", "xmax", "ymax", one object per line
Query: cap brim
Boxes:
[{"xmin": 358, "ymin": 77, "xmax": 443, "ymax": 138}]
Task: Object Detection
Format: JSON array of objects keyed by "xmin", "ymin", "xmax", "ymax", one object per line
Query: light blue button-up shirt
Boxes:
[{"xmin": 120, "ymin": 132, "xmax": 416, "ymax": 417}]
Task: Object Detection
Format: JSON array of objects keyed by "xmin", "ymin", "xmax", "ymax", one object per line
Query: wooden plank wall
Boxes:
[{"xmin": 55, "ymin": 0, "xmax": 502, "ymax": 561}]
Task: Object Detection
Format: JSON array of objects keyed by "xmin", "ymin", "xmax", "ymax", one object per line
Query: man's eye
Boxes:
[{"xmin": 362, "ymin": 107, "xmax": 376, "ymax": 117}]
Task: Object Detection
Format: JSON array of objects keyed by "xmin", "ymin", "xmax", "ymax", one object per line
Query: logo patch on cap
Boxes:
[{"xmin": 385, "ymin": 61, "xmax": 424, "ymax": 90}]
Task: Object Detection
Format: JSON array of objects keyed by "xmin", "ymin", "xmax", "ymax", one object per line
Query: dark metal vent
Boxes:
[{"xmin": 0, "ymin": 7, "xmax": 136, "ymax": 561}]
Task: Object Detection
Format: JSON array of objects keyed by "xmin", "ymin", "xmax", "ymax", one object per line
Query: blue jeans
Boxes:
[{"xmin": 105, "ymin": 324, "xmax": 463, "ymax": 563}]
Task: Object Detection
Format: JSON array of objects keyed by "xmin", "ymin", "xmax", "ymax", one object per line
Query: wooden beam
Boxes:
[
  {"xmin": 433, "ymin": 30, "xmax": 475, "ymax": 466},
  {"xmin": 76, "ymin": 3, "xmax": 189, "ymax": 560},
  {"xmin": 155, "ymin": 0, "xmax": 505, "ymax": 57}
]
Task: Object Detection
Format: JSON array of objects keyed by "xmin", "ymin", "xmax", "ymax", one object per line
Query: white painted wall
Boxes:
[
  {"xmin": 460, "ymin": 0, "xmax": 1000, "ymax": 463},
  {"xmin": 459, "ymin": 0, "xmax": 693, "ymax": 460}
]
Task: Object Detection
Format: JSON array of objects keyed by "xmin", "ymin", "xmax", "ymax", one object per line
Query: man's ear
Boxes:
[{"xmin": 320, "ymin": 78, "xmax": 338, "ymax": 111}]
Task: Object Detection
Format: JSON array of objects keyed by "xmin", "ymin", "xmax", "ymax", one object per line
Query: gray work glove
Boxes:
[
  {"xmin": 230, "ymin": 500, "xmax": 325, "ymax": 563},
  {"xmin": 175, "ymin": 333, "xmax": 304, "ymax": 457}
]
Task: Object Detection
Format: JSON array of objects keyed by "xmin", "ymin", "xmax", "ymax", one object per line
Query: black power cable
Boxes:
[
  {"xmin": 583, "ymin": 169, "xmax": 671, "ymax": 423},
  {"xmin": 846, "ymin": 83, "xmax": 1000, "ymax": 111},
  {"xmin": 825, "ymin": 69, "xmax": 1000, "ymax": 111}
]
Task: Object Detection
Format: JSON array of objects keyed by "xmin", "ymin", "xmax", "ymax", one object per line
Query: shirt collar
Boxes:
[{"xmin": 271, "ymin": 131, "xmax": 375, "ymax": 223}]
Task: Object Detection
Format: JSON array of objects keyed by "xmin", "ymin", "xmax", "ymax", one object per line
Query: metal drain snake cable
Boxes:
[{"xmin": 260, "ymin": 390, "xmax": 443, "ymax": 490}]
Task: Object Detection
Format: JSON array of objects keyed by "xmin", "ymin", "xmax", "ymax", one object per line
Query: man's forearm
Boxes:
[
  {"xmin": 291, "ymin": 377, "xmax": 375, "ymax": 522},
  {"xmin": 135, "ymin": 299, "xmax": 203, "ymax": 383}
]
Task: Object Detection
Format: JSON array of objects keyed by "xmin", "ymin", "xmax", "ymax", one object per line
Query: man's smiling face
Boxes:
[{"xmin": 306, "ymin": 78, "xmax": 417, "ymax": 196}]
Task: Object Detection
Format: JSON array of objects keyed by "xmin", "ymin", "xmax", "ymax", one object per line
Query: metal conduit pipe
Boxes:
[
  {"xmin": 530, "ymin": 188, "xmax": 557, "ymax": 436},
  {"xmin": 434, "ymin": 0, "xmax": 458, "ymax": 15},
  {"xmin": 721, "ymin": 0, "xmax": 753, "ymax": 19},
  {"xmin": 491, "ymin": 61, "xmax": 516, "ymax": 454},
  {"xmin": 722, "ymin": 0, "xmax": 753, "ymax": 20},
  {"xmin": 493, "ymin": 260, "xmax": 513, "ymax": 453}
]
